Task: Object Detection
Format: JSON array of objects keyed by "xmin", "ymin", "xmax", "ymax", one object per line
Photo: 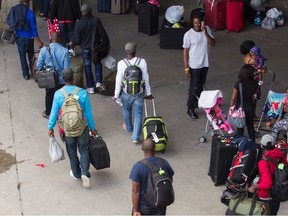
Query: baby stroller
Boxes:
[{"xmin": 198, "ymin": 90, "xmax": 234, "ymax": 143}]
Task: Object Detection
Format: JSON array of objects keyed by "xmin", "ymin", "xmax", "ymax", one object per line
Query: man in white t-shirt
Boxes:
[
  {"xmin": 183, "ymin": 13, "xmax": 215, "ymax": 119},
  {"xmin": 113, "ymin": 42, "xmax": 153, "ymax": 143}
]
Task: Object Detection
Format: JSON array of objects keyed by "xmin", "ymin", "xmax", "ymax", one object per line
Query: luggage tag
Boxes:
[{"xmin": 151, "ymin": 132, "xmax": 159, "ymax": 143}]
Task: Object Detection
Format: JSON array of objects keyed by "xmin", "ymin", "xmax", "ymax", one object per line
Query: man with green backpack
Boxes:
[{"xmin": 48, "ymin": 68, "xmax": 97, "ymax": 188}]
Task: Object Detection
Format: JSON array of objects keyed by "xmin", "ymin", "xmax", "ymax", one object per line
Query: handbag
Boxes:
[
  {"xmin": 227, "ymin": 83, "xmax": 247, "ymax": 128},
  {"xmin": 37, "ymin": 46, "xmax": 59, "ymax": 89},
  {"xmin": 1, "ymin": 29, "xmax": 16, "ymax": 45},
  {"xmin": 227, "ymin": 192, "xmax": 271, "ymax": 215}
]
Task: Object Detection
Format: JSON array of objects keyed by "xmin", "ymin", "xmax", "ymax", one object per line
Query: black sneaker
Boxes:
[
  {"xmin": 42, "ymin": 111, "xmax": 49, "ymax": 119},
  {"xmin": 187, "ymin": 109, "xmax": 198, "ymax": 119}
]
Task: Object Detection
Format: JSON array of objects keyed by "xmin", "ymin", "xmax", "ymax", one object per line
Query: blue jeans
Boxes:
[
  {"xmin": 187, "ymin": 67, "xmax": 208, "ymax": 110},
  {"xmin": 59, "ymin": 22, "xmax": 75, "ymax": 49},
  {"xmin": 122, "ymin": 92, "xmax": 144, "ymax": 141},
  {"xmin": 65, "ymin": 127, "xmax": 90, "ymax": 178},
  {"xmin": 16, "ymin": 37, "xmax": 34, "ymax": 77},
  {"xmin": 37, "ymin": 0, "xmax": 49, "ymax": 17},
  {"xmin": 82, "ymin": 48, "xmax": 103, "ymax": 88}
]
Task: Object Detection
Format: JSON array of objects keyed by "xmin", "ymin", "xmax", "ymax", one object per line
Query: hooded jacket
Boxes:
[{"xmin": 257, "ymin": 148, "xmax": 288, "ymax": 200}]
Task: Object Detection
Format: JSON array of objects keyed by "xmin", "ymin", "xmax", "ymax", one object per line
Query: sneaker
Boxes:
[
  {"xmin": 81, "ymin": 175, "xmax": 90, "ymax": 188},
  {"xmin": 187, "ymin": 109, "xmax": 198, "ymax": 119},
  {"xmin": 70, "ymin": 170, "xmax": 80, "ymax": 181},
  {"xmin": 133, "ymin": 140, "xmax": 141, "ymax": 144},
  {"xmin": 95, "ymin": 82, "xmax": 106, "ymax": 91},
  {"xmin": 42, "ymin": 111, "xmax": 49, "ymax": 119},
  {"xmin": 68, "ymin": 49, "xmax": 75, "ymax": 59},
  {"xmin": 86, "ymin": 87, "xmax": 95, "ymax": 94}
]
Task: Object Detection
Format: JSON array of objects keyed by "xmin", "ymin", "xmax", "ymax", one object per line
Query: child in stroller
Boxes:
[{"xmin": 198, "ymin": 90, "xmax": 234, "ymax": 135}]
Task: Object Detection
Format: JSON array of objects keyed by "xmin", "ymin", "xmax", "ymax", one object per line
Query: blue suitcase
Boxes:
[{"xmin": 97, "ymin": 0, "xmax": 111, "ymax": 13}]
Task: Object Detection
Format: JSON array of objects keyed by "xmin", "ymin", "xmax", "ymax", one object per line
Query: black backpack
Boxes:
[
  {"xmin": 265, "ymin": 157, "xmax": 288, "ymax": 202},
  {"xmin": 141, "ymin": 158, "xmax": 174, "ymax": 208},
  {"xmin": 122, "ymin": 58, "xmax": 144, "ymax": 95}
]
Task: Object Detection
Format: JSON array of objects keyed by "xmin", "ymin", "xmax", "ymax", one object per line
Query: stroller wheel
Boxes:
[
  {"xmin": 199, "ymin": 136, "xmax": 206, "ymax": 143},
  {"xmin": 255, "ymin": 131, "xmax": 261, "ymax": 138}
]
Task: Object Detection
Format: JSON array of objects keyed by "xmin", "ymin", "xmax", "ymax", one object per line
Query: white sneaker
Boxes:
[
  {"xmin": 81, "ymin": 175, "xmax": 90, "ymax": 188},
  {"xmin": 69, "ymin": 49, "xmax": 75, "ymax": 59},
  {"xmin": 70, "ymin": 170, "xmax": 80, "ymax": 181},
  {"xmin": 95, "ymin": 82, "xmax": 106, "ymax": 91},
  {"xmin": 86, "ymin": 87, "xmax": 95, "ymax": 94}
]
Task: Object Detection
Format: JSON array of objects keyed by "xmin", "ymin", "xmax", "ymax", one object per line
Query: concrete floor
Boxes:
[{"xmin": 0, "ymin": 0, "xmax": 288, "ymax": 215}]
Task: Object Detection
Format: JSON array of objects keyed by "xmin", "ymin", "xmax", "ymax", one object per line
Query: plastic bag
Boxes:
[
  {"xmin": 261, "ymin": 16, "xmax": 275, "ymax": 30},
  {"xmin": 266, "ymin": 8, "xmax": 281, "ymax": 19},
  {"xmin": 49, "ymin": 137, "xmax": 65, "ymax": 163},
  {"xmin": 102, "ymin": 54, "xmax": 116, "ymax": 70},
  {"xmin": 165, "ymin": 5, "xmax": 184, "ymax": 24}
]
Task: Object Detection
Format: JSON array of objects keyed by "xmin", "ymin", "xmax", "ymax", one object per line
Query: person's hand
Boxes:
[
  {"xmin": 144, "ymin": 95, "xmax": 154, "ymax": 100},
  {"xmin": 248, "ymin": 185, "xmax": 256, "ymax": 193},
  {"xmin": 38, "ymin": 41, "xmax": 43, "ymax": 49},
  {"xmin": 48, "ymin": 129, "xmax": 54, "ymax": 137},
  {"xmin": 68, "ymin": 41, "xmax": 73, "ymax": 47},
  {"xmin": 133, "ymin": 212, "xmax": 141, "ymax": 216},
  {"xmin": 90, "ymin": 129, "xmax": 98, "ymax": 136}
]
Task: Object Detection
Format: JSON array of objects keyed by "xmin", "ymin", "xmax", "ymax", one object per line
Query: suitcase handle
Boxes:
[{"xmin": 144, "ymin": 98, "xmax": 156, "ymax": 117}]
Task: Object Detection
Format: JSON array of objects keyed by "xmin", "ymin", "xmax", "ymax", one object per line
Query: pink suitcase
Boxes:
[
  {"xmin": 205, "ymin": 0, "xmax": 226, "ymax": 31},
  {"xmin": 226, "ymin": 0, "xmax": 244, "ymax": 32}
]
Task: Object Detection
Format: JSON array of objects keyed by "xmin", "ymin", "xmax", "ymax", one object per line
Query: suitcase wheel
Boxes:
[{"xmin": 199, "ymin": 136, "xmax": 206, "ymax": 143}]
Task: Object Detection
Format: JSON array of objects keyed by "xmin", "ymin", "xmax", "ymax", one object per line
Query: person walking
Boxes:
[
  {"xmin": 37, "ymin": 32, "xmax": 70, "ymax": 119},
  {"xmin": 37, "ymin": 0, "xmax": 49, "ymax": 20},
  {"xmin": 229, "ymin": 64, "xmax": 258, "ymax": 142},
  {"xmin": 183, "ymin": 13, "xmax": 215, "ymax": 119},
  {"xmin": 49, "ymin": 0, "xmax": 81, "ymax": 57},
  {"xmin": 7, "ymin": 0, "xmax": 43, "ymax": 80},
  {"xmin": 248, "ymin": 134, "xmax": 288, "ymax": 215},
  {"xmin": 70, "ymin": 4, "xmax": 109, "ymax": 94},
  {"xmin": 129, "ymin": 138, "xmax": 174, "ymax": 215},
  {"xmin": 113, "ymin": 42, "xmax": 153, "ymax": 144},
  {"xmin": 48, "ymin": 68, "xmax": 97, "ymax": 188}
]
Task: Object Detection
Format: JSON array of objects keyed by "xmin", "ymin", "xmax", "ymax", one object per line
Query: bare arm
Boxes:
[
  {"xmin": 230, "ymin": 88, "xmax": 238, "ymax": 107},
  {"xmin": 132, "ymin": 181, "xmax": 141, "ymax": 216},
  {"xmin": 183, "ymin": 48, "xmax": 190, "ymax": 78},
  {"xmin": 201, "ymin": 25, "xmax": 215, "ymax": 47}
]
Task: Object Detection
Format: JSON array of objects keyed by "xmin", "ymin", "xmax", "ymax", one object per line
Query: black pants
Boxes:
[
  {"xmin": 132, "ymin": 206, "xmax": 166, "ymax": 215},
  {"xmin": 45, "ymin": 84, "xmax": 64, "ymax": 115},
  {"xmin": 187, "ymin": 67, "xmax": 208, "ymax": 110},
  {"xmin": 235, "ymin": 107, "xmax": 255, "ymax": 142}
]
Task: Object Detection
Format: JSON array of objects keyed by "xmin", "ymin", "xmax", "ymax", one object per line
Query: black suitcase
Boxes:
[
  {"xmin": 160, "ymin": 25, "xmax": 189, "ymax": 49},
  {"xmin": 138, "ymin": 3, "xmax": 159, "ymax": 36},
  {"xmin": 133, "ymin": 0, "xmax": 148, "ymax": 15},
  {"xmin": 89, "ymin": 136, "xmax": 110, "ymax": 170},
  {"xmin": 208, "ymin": 135, "xmax": 238, "ymax": 186}
]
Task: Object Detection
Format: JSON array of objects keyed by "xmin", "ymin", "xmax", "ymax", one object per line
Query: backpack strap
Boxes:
[
  {"xmin": 71, "ymin": 87, "xmax": 80, "ymax": 97},
  {"xmin": 140, "ymin": 158, "xmax": 164, "ymax": 170},
  {"xmin": 60, "ymin": 87, "xmax": 80, "ymax": 98},
  {"xmin": 123, "ymin": 58, "xmax": 131, "ymax": 67},
  {"xmin": 60, "ymin": 88, "xmax": 69, "ymax": 98},
  {"xmin": 135, "ymin": 57, "xmax": 141, "ymax": 66}
]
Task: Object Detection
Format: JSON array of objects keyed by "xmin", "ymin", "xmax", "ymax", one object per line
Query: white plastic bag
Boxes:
[
  {"xmin": 165, "ymin": 5, "xmax": 184, "ymax": 24},
  {"xmin": 49, "ymin": 137, "xmax": 65, "ymax": 163},
  {"xmin": 266, "ymin": 8, "xmax": 281, "ymax": 19},
  {"xmin": 261, "ymin": 16, "xmax": 275, "ymax": 30},
  {"xmin": 102, "ymin": 54, "xmax": 116, "ymax": 70}
]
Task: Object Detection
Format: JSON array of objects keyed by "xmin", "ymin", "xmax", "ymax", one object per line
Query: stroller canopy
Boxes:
[{"xmin": 198, "ymin": 90, "xmax": 223, "ymax": 109}]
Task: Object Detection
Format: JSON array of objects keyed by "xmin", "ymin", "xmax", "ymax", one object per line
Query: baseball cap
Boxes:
[
  {"xmin": 62, "ymin": 68, "xmax": 74, "ymax": 82},
  {"xmin": 125, "ymin": 42, "xmax": 137, "ymax": 53},
  {"xmin": 260, "ymin": 134, "xmax": 276, "ymax": 147}
]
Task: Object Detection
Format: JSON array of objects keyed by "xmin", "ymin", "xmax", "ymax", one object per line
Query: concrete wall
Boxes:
[{"xmin": 0, "ymin": 0, "xmax": 33, "ymax": 23}]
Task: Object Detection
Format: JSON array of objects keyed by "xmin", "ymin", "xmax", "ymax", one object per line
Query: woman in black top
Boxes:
[{"xmin": 230, "ymin": 64, "xmax": 258, "ymax": 142}]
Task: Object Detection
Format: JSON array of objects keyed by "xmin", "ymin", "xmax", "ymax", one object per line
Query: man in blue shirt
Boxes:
[
  {"xmin": 48, "ymin": 68, "xmax": 97, "ymax": 188},
  {"xmin": 7, "ymin": 0, "xmax": 43, "ymax": 80},
  {"xmin": 37, "ymin": 32, "xmax": 70, "ymax": 118},
  {"xmin": 129, "ymin": 138, "xmax": 174, "ymax": 215}
]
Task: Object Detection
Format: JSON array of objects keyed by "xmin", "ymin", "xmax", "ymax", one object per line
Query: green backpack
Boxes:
[{"xmin": 59, "ymin": 87, "xmax": 86, "ymax": 137}]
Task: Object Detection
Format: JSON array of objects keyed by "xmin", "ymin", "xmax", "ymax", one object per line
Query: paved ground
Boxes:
[{"xmin": 0, "ymin": 0, "xmax": 288, "ymax": 215}]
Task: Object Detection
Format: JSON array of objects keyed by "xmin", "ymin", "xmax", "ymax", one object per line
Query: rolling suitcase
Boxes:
[
  {"xmin": 97, "ymin": 0, "xmax": 111, "ymax": 12},
  {"xmin": 138, "ymin": 3, "xmax": 159, "ymax": 36},
  {"xmin": 204, "ymin": 0, "xmax": 226, "ymax": 30},
  {"xmin": 208, "ymin": 135, "xmax": 238, "ymax": 186},
  {"xmin": 142, "ymin": 99, "xmax": 168, "ymax": 152},
  {"xmin": 111, "ymin": 0, "xmax": 130, "ymax": 14},
  {"xmin": 133, "ymin": 0, "xmax": 148, "ymax": 15},
  {"xmin": 89, "ymin": 135, "xmax": 110, "ymax": 170},
  {"xmin": 226, "ymin": 0, "xmax": 244, "ymax": 32}
]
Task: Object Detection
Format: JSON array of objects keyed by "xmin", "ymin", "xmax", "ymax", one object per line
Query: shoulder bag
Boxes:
[
  {"xmin": 1, "ymin": 29, "xmax": 16, "ymax": 45},
  {"xmin": 227, "ymin": 83, "xmax": 247, "ymax": 128},
  {"xmin": 37, "ymin": 46, "xmax": 59, "ymax": 89}
]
